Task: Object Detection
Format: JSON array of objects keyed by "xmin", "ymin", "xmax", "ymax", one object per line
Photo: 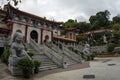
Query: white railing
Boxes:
[
  {"xmin": 91, "ymin": 45, "xmax": 107, "ymax": 53},
  {"xmin": 74, "ymin": 45, "xmax": 84, "ymax": 52},
  {"xmin": 51, "ymin": 43, "xmax": 63, "ymax": 54},
  {"xmin": 63, "ymin": 46, "xmax": 81, "ymax": 62},
  {"xmin": 0, "ymin": 36, "xmax": 10, "ymax": 47},
  {"xmin": 52, "ymin": 42, "xmax": 81, "ymax": 63},
  {"xmin": 29, "ymin": 38, "xmax": 42, "ymax": 52},
  {"xmin": 29, "ymin": 38, "xmax": 63, "ymax": 66},
  {"xmin": 43, "ymin": 45, "xmax": 63, "ymax": 66},
  {"xmin": 74, "ymin": 45, "xmax": 108, "ymax": 53}
]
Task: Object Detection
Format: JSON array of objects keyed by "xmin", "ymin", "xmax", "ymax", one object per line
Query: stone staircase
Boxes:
[
  {"xmin": 26, "ymin": 40, "xmax": 60, "ymax": 71},
  {"xmin": 0, "ymin": 34, "xmax": 8, "ymax": 47},
  {"xmin": 54, "ymin": 43, "xmax": 82, "ymax": 63},
  {"xmin": 32, "ymin": 54, "xmax": 59, "ymax": 71},
  {"xmin": 43, "ymin": 44, "xmax": 63, "ymax": 66},
  {"xmin": 51, "ymin": 43, "xmax": 79, "ymax": 65},
  {"xmin": 26, "ymin": 38, "xmax": 83, "ymax": 71}
]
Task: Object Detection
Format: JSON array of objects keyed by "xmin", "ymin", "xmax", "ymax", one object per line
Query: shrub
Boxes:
[
  {"xmin": 34, "ymin": 60, "xmax": 41, "ymax": 73},
  {"xmin": 107, "ymin": 43, "xmax": 116, "ymax": 52},
  {"xmin": 68, "ymin": 47, "xmax": 74, "ymax": 51},
  {"xmin": 1, "ymin": 48, "xmax": 10, "ymax": 64},
  {"xmin": 34, "ymin": 60, "xmax": 41, "ymax": 68},
  {"xmin": 59, "ymin": 44, "xmax": 62, "ymax": 49},
  {"xmin": 73, "ymin": 49, "xmax": 78, "ymax": 54},
  {"xmin": 27, "ymin": 51, "xmax": 34, "ymax": 57},
  {"xmin": 80, "ymin": 52, "xmax": 84, "ymax": 59},
  {"xmin": 18, "ymin": 59, "xmax": 34, "ymax": 78}
]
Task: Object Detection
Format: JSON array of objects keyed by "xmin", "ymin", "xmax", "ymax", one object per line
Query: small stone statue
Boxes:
[
  {"xmin": 82, "ymin": 42, "xmax": 92, "ymax": 60},
  {"xmin": 83, "ymin": 42, "xmax": 91, "ymax": 55},
  {"xmin": 103, "ymin": 35, "xmax": 107, "ymax": 43},
  {"xmin": 8, "ymin": 32, "xmax": 31, "ymax": 75}
]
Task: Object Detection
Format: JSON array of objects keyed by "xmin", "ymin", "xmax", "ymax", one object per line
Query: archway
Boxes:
[
  {"xmin": 45, "ymin": 35, "xmax": 49, "ymax": 41},
  {"xmin": 0, "ymin": 47, "xmax": 4, "ymax": 57},
  {"xmin": 44, "ymin": 35, "xmax": 49, "ymax": 44},
  {"xmin": 16, "ymin": 29, "xmax": 22, "ymax": 33},
  {"xmin": 30, "ymin": 30, "xmax": 38, "ymax": 43}
]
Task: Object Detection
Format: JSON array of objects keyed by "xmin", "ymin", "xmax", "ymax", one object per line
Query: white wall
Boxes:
[
  {"xmin": 53, "ymin": 29, "xmax": 61, "ymax": 36},
  {"xmin": 42, "ymin": 30, "xmax": 52, "ymax": 42},
  {"xmin": 11, "ymin": 23, "xmax": 25, "ymax": 39},
  {"xmin": 27, "ymin": 27, "xmax": 41, "ymax": 44}
]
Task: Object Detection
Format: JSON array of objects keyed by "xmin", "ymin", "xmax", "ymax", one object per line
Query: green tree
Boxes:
[
  {"xmin": 63, "ymin": 19, "xmax": 77, "ymax": 28},
  {"xmin": 112, "ymin": 23, "xmax": 120, "ymax": 44},
  {"xmin": 77, "ymin": 22, "xmax": 91, "ymax": 33},
  {"xmin": 112, "ymin": 15, "xmax": 120, "ymax": 24},
  {"xmin": 96, "ymin": 10, "xmax": 110, "ymax": 26},
  {"xmin": 89, "ymin": 15, "xmax": 97, "ymax": 25},
  {"xmin": 89, "ymin": 10, "xmax": 110, "ymax": 30},
  {"xmin": 76, "ymin": 35, "xmax": 88, "ymax": 43},
  {"xmin": 7, "ymin": 0, "xmax": 21, "ymax": 6}
]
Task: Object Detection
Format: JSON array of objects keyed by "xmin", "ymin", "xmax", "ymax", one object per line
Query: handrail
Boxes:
[
  {"xmin": 43, "ymin": 45, "xmax": 63, "ymax": 66},
  {"xmin": 51, "ymin": 43, "xmax": 63, "ymax": 54},
  {"xmin": 75, "ymin": 45, "xmax": 107, "ymax": 53},
  {"xmin": 29, "ymin": 38, "xmax": 42, "ymax": 52},
  {"xmin": 63, "ymin": 46, "xmax": 81, "ymax": 62},
  {"xmin": 74, "ymin": 45, "xmax": 84, "ymax": 52},
  {"xmin": 29, "ymin": 38, "xmax": 63, "ymax": 66},
  {"xmin": 53, "ymin": 42, "xmax": 81, "ymax": 62}
]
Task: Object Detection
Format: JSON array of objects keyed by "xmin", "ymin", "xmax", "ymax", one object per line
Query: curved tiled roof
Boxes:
[
  {"xmin": 8, "ymin": 4, "xmax": 62, "ymax": 25},
  {"xmin": 53, "ymin": 36, "xmax": 77, "ymax": 42},
  {"xmin": 82, "ymin": 29, "xmax": 113, "ymax": 35}
]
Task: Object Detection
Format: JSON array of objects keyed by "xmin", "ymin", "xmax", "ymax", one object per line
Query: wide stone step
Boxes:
[
  {"xmin": 41, "ymin": 62, "xmax": 57, "ymax": 66},
  {"xmin": 32, "ymin": 54, "xmax": 59, "ymax": 71},
  {"xmin": 26, "ymin": 43, "xmax": 60, "ymax": 71},
  {"xmin": 33, "ymin": 57, "xmax": 53, "ymax": 62},
  {"xmin": 39, "ymin": 65, "xmax": 59, "ymax": 71},
  {"xmin": 64, "ymin": 55, "xmax": 77, "ymax": 65}
]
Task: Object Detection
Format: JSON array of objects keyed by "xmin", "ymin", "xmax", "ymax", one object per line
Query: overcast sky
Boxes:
[{"xmin": 1, "ymin": 0, "xmax": 120, "ymax": 22}]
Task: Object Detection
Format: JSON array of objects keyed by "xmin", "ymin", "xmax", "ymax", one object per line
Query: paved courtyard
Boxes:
[
  {"xmin": 1, "ymin": 57, "xmax": 120, "ymax": 80},
  {"xmin": 36, "ymin": 57, "xmax": 120, "ymax": 80}
]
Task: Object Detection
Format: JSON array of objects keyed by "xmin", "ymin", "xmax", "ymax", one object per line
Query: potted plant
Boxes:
[
  {"xmin": 34, "ymin": 60, "xmax": 41, "ymax": 73},
  {"xmin": 1, "ymin": 48, "xmax": 10, "ymax": 65},
  {"xmin": 18, "ymin": 59, "xmax": 34, "ymax": 78},
  {"xmin": 27, "ymin": 51, "xmax": 34, "ymax": 58}
]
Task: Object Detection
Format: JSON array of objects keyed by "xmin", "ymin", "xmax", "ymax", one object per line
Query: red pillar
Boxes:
[
  {"xmin": 25, "ymin": 24, "xmax": 29, "ymax": 43},
  {"xmin": 7, "ymin": 19, "xmax": 13, "ymax": 36},
  {"xmin": 51, "ymin": 30, "xmax": 53, "ymax": 42},
  {"xmin": 40, "ymin": 28, "xmax": 43, "ymax": 45}
]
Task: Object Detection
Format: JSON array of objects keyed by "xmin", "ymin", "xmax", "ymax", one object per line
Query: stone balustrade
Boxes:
[{"xmin": 75, "ymin": 45, "xmax": 108, "ymax": 54}]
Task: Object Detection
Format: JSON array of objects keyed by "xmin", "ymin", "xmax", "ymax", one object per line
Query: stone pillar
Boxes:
[
  {"xmin": 40, "ymin": 28, "xmax": 43, "ymax": 45},
  {"xmin": 25, "ymin": 24, "xmax": 29, "ymax": 43},
  {"xmin": 7, "ymin": 19, "xmax": 13, "ymax": 36},
  {"xmin": 51, "ymin": 30, "xmax": 53, "ymax": 42}
]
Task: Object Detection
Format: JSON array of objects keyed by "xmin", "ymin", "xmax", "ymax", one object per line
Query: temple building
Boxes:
[
  {"xmin": 53, "ymin": 28, "xmax": 77, "ymax": 46},
  {"xmin": 0, "ymin": 4, "xmax": 91, "ymax": 72},
  {"xmin": 0, "ymin": 3, "xmax": 77, "ymax": 50}
]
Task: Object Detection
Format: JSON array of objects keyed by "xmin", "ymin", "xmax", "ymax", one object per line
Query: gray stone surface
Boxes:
[
  {"xmin": 35, "ymin": 57, "xmax": 120, "ymax": 80},
  {"xmin": 83, "ymin": 74, "xmax": 95, "ymax": 79},
  {"xmin": 1, "ymin": 57, "xmax": 120, "ymax": 80},
  {"xmin": 0, "ymin": 75, "xmax": 4, "ymax": 79},
  {"xmin": 8, "ymin": 32, "xmax": 31, "ymax": 76},
  {"xmin": 113, "ymin": 47, "xmax": 120, "ymax": 53}
]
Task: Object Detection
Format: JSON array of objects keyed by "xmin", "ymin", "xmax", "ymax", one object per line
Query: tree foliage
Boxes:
[
  {"xmin": 7, "ymin": 0, "xmax": 21, "ymax": 6},
  {"xmin": 77, "ymin": 22, "xmax": 91, "ymax": 33},
  {"xmin": 112, "ymin": 24, "xmax": 120, "ymax": 41},
  {"xmin": 89, "ymin": 10, "xmax": 110, "ymax": 30},
  {"xmin": 112, "ymin": 15, "xmax": 120, "ymax": 24},
  {"xmin": 63, "ymin": 19, "xmax": 77, "ymax": 28}
]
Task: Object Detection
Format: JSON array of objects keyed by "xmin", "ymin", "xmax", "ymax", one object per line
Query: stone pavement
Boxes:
[
  {"xmin": 0, "ymin": 60, "xmax": 89, "ymax": 80},
  {"xmin": 1, "ymin": 57, "xmax": 120, "ymax": 80},
  {"xmin": 35, "ymin": 57, "xmax": 120, "ymax": 80}
]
